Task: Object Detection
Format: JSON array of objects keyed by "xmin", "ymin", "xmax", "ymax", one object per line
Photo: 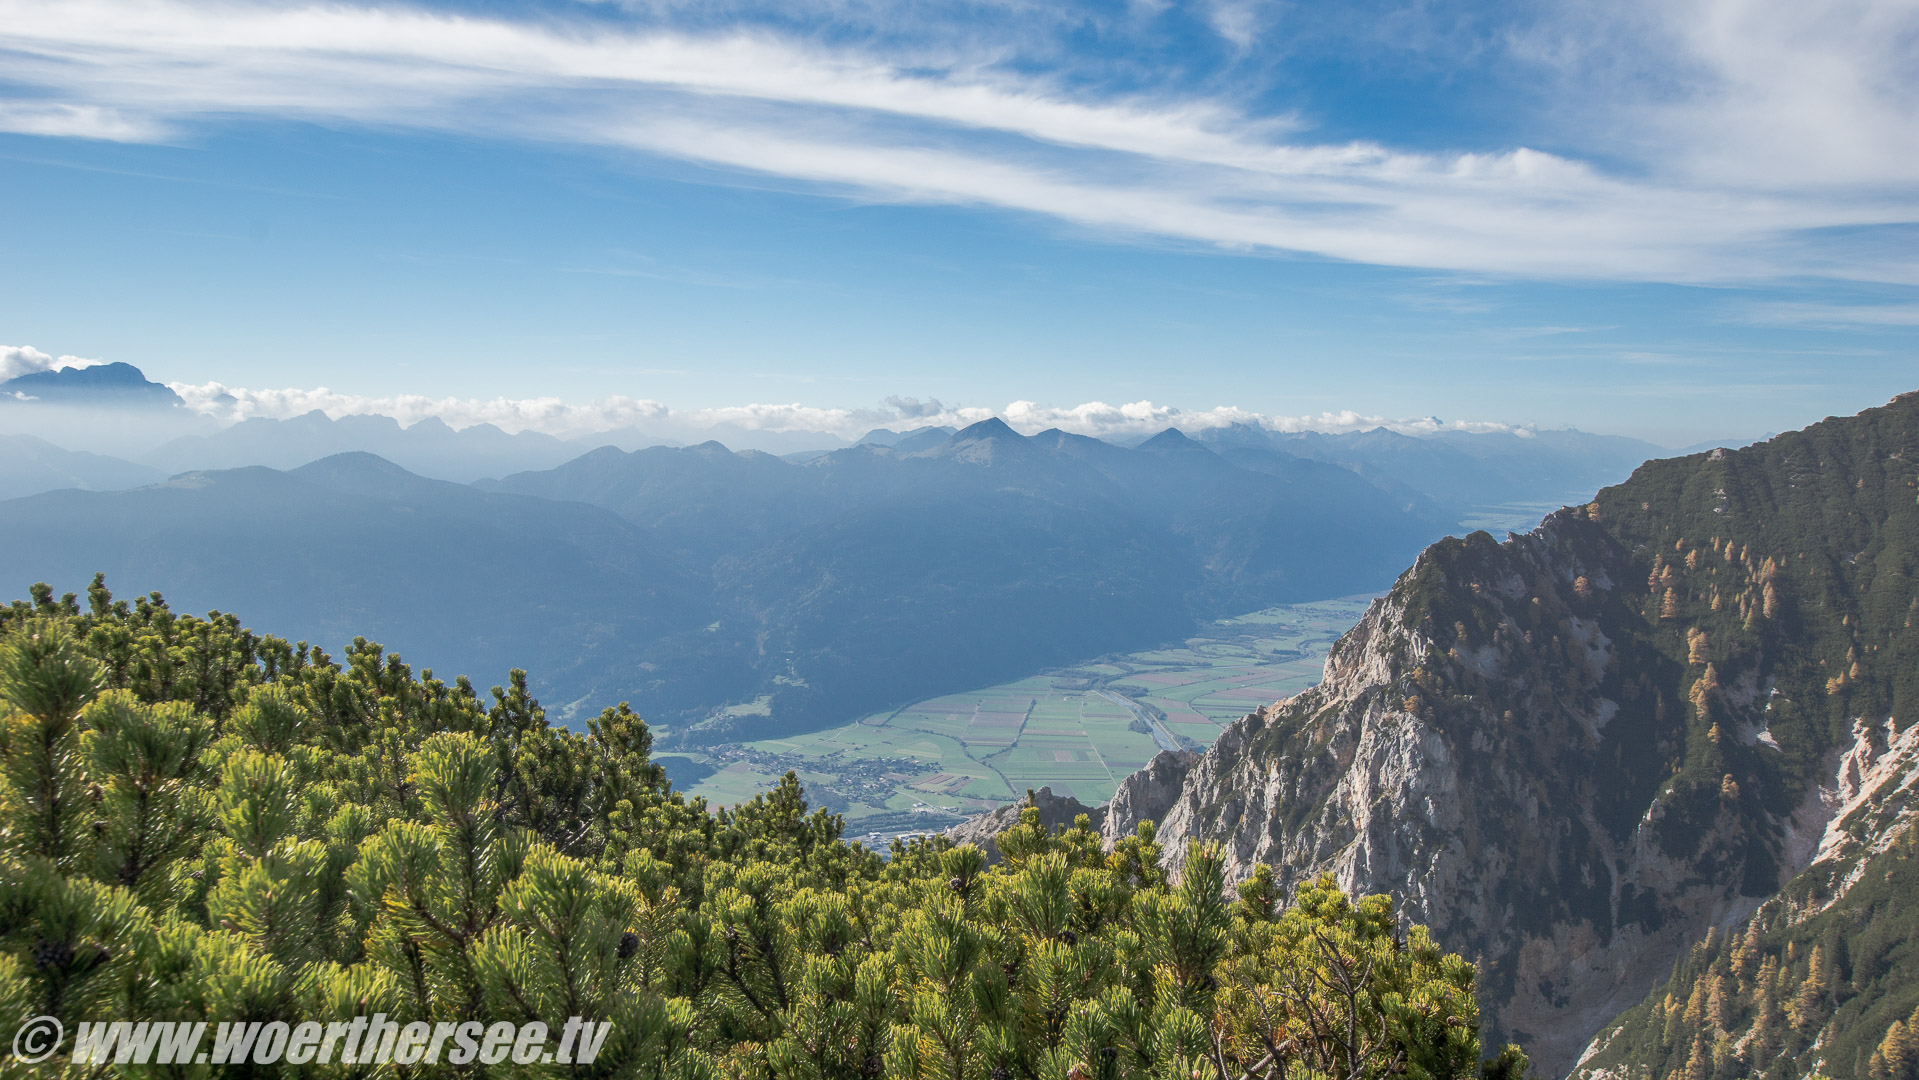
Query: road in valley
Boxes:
[{"xmin": 1093, "ymin": 689, "xmax": 1181, "ymax": 754}]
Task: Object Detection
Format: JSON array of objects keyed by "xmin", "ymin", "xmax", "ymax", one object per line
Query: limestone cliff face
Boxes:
[{"xmin": 1106, "ymin": 394, "xmax": 1919, "ymax": 1076}]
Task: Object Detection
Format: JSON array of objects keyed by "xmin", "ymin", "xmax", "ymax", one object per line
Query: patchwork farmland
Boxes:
[{"xmin": 662, "ymin": 593, "xmax": 1375, "ymax": 830}]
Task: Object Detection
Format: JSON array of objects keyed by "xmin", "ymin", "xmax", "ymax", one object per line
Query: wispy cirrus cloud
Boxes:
[
  {"xmin": 1734, "ymin": 300, "xmax": 1919, "ymax": 329},
  {"xmin": 0, "ymin": 0, "xmax": 1913, "ymax": 284}
]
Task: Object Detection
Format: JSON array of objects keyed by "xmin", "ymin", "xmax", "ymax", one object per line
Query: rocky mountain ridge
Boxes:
[{"xmin": 1079, "ymin": 393, "xmax": 1919, "ymax": 1076}]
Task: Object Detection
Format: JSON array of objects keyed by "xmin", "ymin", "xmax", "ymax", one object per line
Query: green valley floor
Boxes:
[{"xmin": 658, "ymin": 594, "xmax": 1376, "ymax": 836}]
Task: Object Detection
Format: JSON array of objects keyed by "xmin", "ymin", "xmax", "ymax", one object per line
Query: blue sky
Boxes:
[{"xmin": 1, "ymin": 0, "xmax": 1916, "ymax": 446}]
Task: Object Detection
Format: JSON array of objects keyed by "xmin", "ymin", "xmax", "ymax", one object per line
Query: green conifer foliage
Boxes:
[
  {"xmin": 81, "ymin": 691, "xmax": 213, "ymax": 904},
  {"xmin": 0, "ymin": 588, "xmax": 1514, "ymax": 1080},
  {"xmin": 0, "ymin": 618, "xmax": 106, "ymax": 872}
]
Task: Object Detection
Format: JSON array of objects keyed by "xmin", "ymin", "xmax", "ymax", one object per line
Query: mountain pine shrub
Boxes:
[{"xmin": 0, "ymin": 578, "xmax": 1522, "ymax": 1079}]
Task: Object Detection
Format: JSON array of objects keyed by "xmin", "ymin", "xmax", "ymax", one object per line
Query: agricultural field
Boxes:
[
  {"xmin": 1457, "ymin": 500, "xmax": 1566, "ymax": 535},
  {"xmin": 660, "ymin": 593, "xmax": 1375, "ymax": 834}
]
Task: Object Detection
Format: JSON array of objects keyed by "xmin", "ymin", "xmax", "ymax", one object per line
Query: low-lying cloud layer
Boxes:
[
  {"xmin": 0, "ymin": 0, "xmax": 1914, "ymax": 283},
  {"xmin": 166, "ymin": 378, "xmax": 1527, "ymax": 443}
]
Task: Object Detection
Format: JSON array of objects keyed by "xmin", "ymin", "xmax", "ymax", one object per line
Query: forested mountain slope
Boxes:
[
  {"xmin": 1574, "ymin": 729, "xmax": 1919, "ymax": 1080},
  {"xmin": 1106, "ymin": 393, "xmax": 1919, "ymax": 1076}
]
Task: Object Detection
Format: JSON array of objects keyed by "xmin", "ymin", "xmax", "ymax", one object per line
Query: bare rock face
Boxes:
[
  {"xmin": 1103, "ymin": 748, "xmax": 1197, "ymax": 839},
  {"xmin": 1106, "ymin": 393, "xmax": 1919, "ymax": 1076},
  {"xmin": 946, "ymin": 786, "xmax": 1106, "ymax": 863}
]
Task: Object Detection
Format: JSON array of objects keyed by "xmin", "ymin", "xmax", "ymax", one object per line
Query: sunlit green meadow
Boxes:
[{"xmin": 663, "ymin": 594, "xmax": 1375, "ymax": 826}]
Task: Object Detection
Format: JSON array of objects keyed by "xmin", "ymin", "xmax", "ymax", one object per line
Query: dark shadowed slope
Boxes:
[{"xmin": 0, "ymin": 453, "xmax": 725, "ymax": 718}]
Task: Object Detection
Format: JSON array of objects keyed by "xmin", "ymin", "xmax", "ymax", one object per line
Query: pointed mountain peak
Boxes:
[
  {"xmin": 953, "ymin": 416, "xmax": 1021, "ymax": 441},
  {"xmin": 920, "ymin": 416, "xmax": 1034, "ymax": 465},
  {"xmin": 1136, "ymin": 427, "xmax": 1210, "ymax": 454}
]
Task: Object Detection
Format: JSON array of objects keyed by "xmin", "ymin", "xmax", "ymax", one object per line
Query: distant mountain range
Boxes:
[
  {"xmin": 0, "ymin": 360, "xmax": 1679, "ymax": 500},
  {"xmin": 0, "ymin": 361, "xmax": 857, "ymax": 481},
  {"xmin": 459, "ymin": 417, "xmax": 1459, "ymax": 735},
  {"xmin": 0, "ymin": 411, "xmax": 1635, "ymax": 741},
  {"xmin": 0, "ymin": 362, "xmax": 1687, "ymax": 741},
  {"xmin": 0, "ymin": 453, "xmax": 719, "ymax": 713},
  {"xmin": 144, "ymin": 411, "xmax": 585, "ymax": 484},
  {"xmin": 1192, "ymin": 423, "xmax": 1685, "ymax": 513}
]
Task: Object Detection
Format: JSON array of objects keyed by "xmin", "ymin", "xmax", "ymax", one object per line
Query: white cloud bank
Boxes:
[
  {"xmin": 0, "ymin": 0, "xmax": 1913, "ymax": 283},
  {"xmin": 165, "ymin": 378, "xmax": 1528, "ymax": 442},
  {"xmin": 0, "ymin": 338, "xmax": 1539, "ymax": 444}
]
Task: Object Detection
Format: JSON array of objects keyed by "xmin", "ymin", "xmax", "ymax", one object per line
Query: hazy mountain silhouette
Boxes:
[
  {"xmin": 477, "ymin": 419, "xmax": 1454, "ymax": 737},
  {"xmin": 857, "ymin": 425, "xmax": 957, "ymax": 451},
  {"xmin": 0, "ymin": 453, "xmax": 728, "ymax": 717},
  {"xmin": 0, "ymin": 362, "xmax": 184, "ymax": 408},
  {"xmin": 1193, "ymin": 423, "xmax": 1665, "ymax": 512},
  {"xmin": 0, "ymin": 419, "xmax": 1669, "ymax": 739},
  {"xmin": 0, "ymin": 434, "xmax": 164, "ymax": 499},
  {"xmin": 146, "ymin": 411, "xmax": 582, "ymax": 483}
]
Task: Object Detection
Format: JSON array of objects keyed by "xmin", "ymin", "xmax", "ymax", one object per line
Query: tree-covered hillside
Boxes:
[
  {"xmin": 1575, "ymin": 823, "xmax": 1919, "ymax": 1080},
  {"xmin": 0, "ymin": 581, "xmax": 1523, "ymax": 1079}
]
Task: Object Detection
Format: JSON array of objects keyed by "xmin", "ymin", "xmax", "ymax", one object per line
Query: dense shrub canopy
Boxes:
[{"xmin": 0, "ymin": 579, "xmax": 1521, "ymax": 1080}]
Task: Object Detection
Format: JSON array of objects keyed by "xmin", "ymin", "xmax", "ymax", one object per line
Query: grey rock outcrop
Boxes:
[
  {"xmin": 1103, "ymin": 748, "xmax": 1198, "ymax": 839},
  {"xmin": 945, "ymin": 786, "xmax": 1105, "ymax": 864}
]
